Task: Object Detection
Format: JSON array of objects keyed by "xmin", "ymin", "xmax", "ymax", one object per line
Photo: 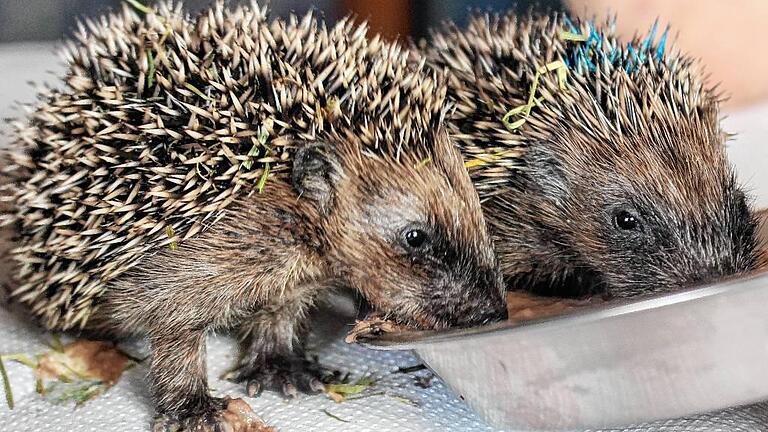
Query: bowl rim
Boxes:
[{"xmin": 362, "ymin": 269, "xmax": 768, "ymax": 350}]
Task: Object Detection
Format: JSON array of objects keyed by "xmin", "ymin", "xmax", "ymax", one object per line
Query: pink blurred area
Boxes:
[
  {"xmin": 0, "ymin": 0, "xmax": 766, "ymax": 109},
  {"xmin": 565, "ymin": 0, "xmax": 768, "ymax": 109}
]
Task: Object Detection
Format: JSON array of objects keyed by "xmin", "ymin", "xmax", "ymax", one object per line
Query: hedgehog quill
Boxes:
[
  {"xmin": 422, "ymin": 14, "xmax": 761, "ymax": 298},
  {"xmin": 0, "ymin": 2, "xmax": 507, "ymax": 430}
]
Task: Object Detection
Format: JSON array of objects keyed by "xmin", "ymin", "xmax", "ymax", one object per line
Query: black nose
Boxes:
[
  {"xmin": 453, "ymin": 293, "xmax": 508, "ymax": 327},
  {"xmin": 432, "ymin": 266, "xmax": 508, "ymax": 328},
  {"xmin": 477, "ymin": 303, "xmax": 508, "ymax": 325},
  {"xmin": 454, "ymin": 304, "xmax": 507, "ymax": 327},
  {"xmin": 477, "ymin": 267, "xmax": 508, "ymax": 324},
  {"xmin": 683, "ymin": 259, "xmax": 740, "ymax": 287}
]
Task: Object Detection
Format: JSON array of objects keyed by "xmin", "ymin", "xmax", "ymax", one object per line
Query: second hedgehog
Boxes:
[
  {"xmin": 423, "ymin": 14, "xmax": 760, "ymax": 299},
  {"xmin": 1, "ymin": 3, "xmax": 506, "ymax": 431}
]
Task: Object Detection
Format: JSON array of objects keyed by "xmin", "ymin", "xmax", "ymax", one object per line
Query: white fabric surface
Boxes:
[
  {"xmin": 3, "ymin": 302, "xmax": 768, "ymax": 432},
  {"xmin": 3, "ymin": 41, "xmax": 768, "ymax": 432},
  {"xmin": 0, "ymin": 303, "xmax": 501, "ymax": 432}
]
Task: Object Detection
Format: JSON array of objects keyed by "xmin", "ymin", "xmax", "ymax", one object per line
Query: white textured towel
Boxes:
[
  {"xmin": 3, "ymin": 304, "xmax": 768, "ymax": 432},
  {"xmin": 0, "ymin": 304, "xmax": 501, "ymax": 432}
]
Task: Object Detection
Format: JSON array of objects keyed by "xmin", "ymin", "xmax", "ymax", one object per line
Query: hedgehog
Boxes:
[
  {"xmin": 419, "ymin": 13, "xmax": 760, "ymax": 299},
  {"xmin": 0, "ymin": 2, "xmax": 507, "ymax": 431}
]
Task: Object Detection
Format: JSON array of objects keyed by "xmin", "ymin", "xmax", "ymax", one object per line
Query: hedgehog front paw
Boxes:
[
  {"xmin": 152, "ymin": 398, "xmax": 273, "ymax": 432},
  {"xmin": 225, "ymin": 355, "xmax": 331, "ymax": 399}
]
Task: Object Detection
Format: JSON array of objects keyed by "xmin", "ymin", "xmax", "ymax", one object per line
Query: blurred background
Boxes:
[
  {"xmin": 0, "ymin": 0, "xmax": 766, "ymax": 107},
  {"xmin": 0, "ymin": 0, "xmax": 561, "ymax": 42}
]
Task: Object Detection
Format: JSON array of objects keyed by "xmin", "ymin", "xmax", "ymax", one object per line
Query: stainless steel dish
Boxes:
[{"xmin": 364, "ymin": 271, "xmax": 768, "ymax": 430}]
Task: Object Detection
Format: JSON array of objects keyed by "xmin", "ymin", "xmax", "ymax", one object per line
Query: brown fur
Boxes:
[
  {"xmin": 422, "ymin": 13, "xmax": 760, "ymax": 298},
  {"xmin": 2, "ymin": 3, "xmax": 506, "ymax": 430},
  {"xmin": 88, "ymin": 137, "xmax": 501, "ymax": 419}
]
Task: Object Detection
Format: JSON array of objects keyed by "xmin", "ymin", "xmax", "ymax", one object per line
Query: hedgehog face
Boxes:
[
  {"xmin": 294, "ymin": 136, "xmax": 507, "ymax": 329},
  {"xmin": 423, "ymin": 11, "xmax": 763, "ymax": 300},
  {"xmin": 592, "ymin": 178, "xmax": 759, "ymax": 296},
  {"xmin": 524, "ymin": 123, "xmax": 761, "ymax": 298}
]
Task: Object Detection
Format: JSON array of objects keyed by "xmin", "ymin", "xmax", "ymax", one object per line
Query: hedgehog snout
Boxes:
[
  {"xmin": 469, "ymin": 266, "xmax": 508, "ymax": 324},
  {"xmin": 676, "ymin": 253, "xmax": 752, "ymax": 288},
  {"xmin": 435, "ymin": 266, "xmax": 508, "ymax": 327}
]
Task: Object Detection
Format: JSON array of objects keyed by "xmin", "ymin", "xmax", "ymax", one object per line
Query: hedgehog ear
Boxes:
[
  {"xmin": 292, "ymin": 142, "xmax": 342, "ymax": 214},
  {"xmin": 528, "ymin": 145, "xmax": 569, "ymax": 203}
]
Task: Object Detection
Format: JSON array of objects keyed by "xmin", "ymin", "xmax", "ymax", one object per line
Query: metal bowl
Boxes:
[{"xmin": 363, "ymin": 271, "xmax": 768, "ymax": 430}]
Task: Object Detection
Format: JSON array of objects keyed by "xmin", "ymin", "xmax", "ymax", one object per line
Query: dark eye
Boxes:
[
  {"xmin": 404, "ymin": 229, "xmax": 429, "ymax": 249},
  {"xmin": 614, "ymin": 210, "xmax": 639, "ymax": 230}
]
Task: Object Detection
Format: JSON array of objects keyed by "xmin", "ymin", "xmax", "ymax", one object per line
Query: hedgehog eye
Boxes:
[
  {"xmin": 403, "ymin": 229, "xmax": 429, "ymax": 249},
  {"xmin": 614, "ymin": 210, "xmax": 640, "ymax": 231}
]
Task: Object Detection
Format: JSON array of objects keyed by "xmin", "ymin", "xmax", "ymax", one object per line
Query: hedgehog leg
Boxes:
[
  {"xmin": 226, "ymin": 293, "xmax": 331, "ymax": 399},
  {"xmin": 149, "ymin": 330, "xmax": 265, "ymax": 432}
]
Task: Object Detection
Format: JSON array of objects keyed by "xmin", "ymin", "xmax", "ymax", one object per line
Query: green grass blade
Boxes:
[
  {"xmin": 146, "ymin": 49, "xmax": 156, "ymax": 87},
  {"xmin": 257, "ymin": 163, "xmax": 270, "ymax": 193},
  {"xmin": 321, "ymin": 408, "xmax": 350, "ymax": 423},
  {"xmin": 0, "ymin": 355, "xmax": 14, "ymax": 410},
  {"xmin": 184, "ymin": 83, "xmax": 214, "ymax": 102},
  {"xmin": 124, "ymin": 0, "xmax": 153, "ymax": 14},
  {"xmin": 560, "ymin": 31, "xmax": 588, "ymax": 42}
]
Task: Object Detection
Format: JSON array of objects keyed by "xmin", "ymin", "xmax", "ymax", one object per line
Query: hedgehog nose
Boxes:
[
  {"xmin": 472, "ymin": 307, "xmax": 508, "ymax": 326},
  {"xmin": 455, "ymin": 301, "xmax": 508, "ymax": 327},
  {"xmin": 474, "ymin": 268, "xmax": 509, "ymax": 324}
]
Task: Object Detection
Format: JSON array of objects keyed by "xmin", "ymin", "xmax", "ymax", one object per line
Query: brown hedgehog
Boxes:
[
  {"xmin": 0, "ymin": 2, "xmax": 506, "ymax": 430},
  {"xmin": 421, "ymin": 13, "xmax": 760, "ymax": 299}
]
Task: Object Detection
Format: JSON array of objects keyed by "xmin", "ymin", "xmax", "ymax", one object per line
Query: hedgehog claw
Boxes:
[
  {"xmin": 245, "ymin": 380, "xmax": 263, "ymax": 398},
  {"xmin": 309, "ymin": 377, "xmax": 325, "ymax": 393},
  {"xmin": 227, "ymin": 355, "xmax": 334, "ymax": 399},
  {"xmin": 281, "ymin": 381, "xmax": 299, "ymax": 400}
]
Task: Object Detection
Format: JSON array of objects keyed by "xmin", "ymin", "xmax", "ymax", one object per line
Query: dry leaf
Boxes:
[
  {"xmin": 344, "ymin": 317, "xmax": 408, "ymax": 343},
  {"xmin": 220, "ymin": 398, "xmax": 276, "ymax": 432},
  {"xmin": 2, "ymin": 339, "xmax": 134, "ymax": 406},
  {"xmin": 37, "ymin": 340, "xmax": 130, "ymax": 386}
]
